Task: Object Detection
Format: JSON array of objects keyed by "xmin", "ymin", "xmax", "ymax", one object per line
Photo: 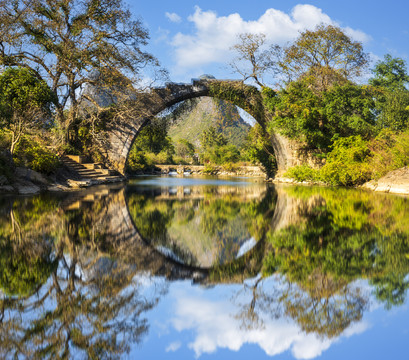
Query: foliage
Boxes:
[
  {"xmin": 375, "ymin": 89, "xmax": 409, "ymax": 131},
  {"xmin": 127, "ymin": 147, "xmax": 151, "ymax": 172},
  {"xmin": 369, "ymin": 54, "xmax": 409, "ymax": 91},
  {"xmin": 134, "ymin": 121, "xmax": 172, "ymax": 155},
  {"xmin": 208, "ymin": 81, "xmax": 266, "ymax": 125},
  {"xmin": 241, "ymin": 123, "xmax": 276, "ymax": 176},
  {"xmin": 266, "ymin": 81, "xmax": 376, "ymax": 151},
  {"xmin": 201, "ymin": 144, "xmax": 241, "ymax": 165},
  {"xmin": 368, "ymin": 129, "xmax": 409, "ymax": 179},
  {"xmin": 320, "ymin": 136, "xmax": 372, "ymax": 186},
  {"xmin": 13, "ymin": 137, "xmax": 60, "ymax": 174},
  {"xmin": 284, "ymin": 165, "xmax": 320, "ymax": 182},
  {"xmin": 127, "ymin": 120, "xmax": 175, "ymax": 171},
  {"xmin": 200, "ymin": 126, "xmax": 227, "ymax": 150},
  {"xmin": 175, "ymin": 139, "xmax": 195, "ymax": 163},
  {"xmin": 279, "ymin": 24, "xmax": 369, "ymax": 85},
  {"xmin": 203, "ymin": 163, "xmax": 218, "ymax": 174},
  {"xmin": 0, "ymin": 0, "xmax": 160, "ymax": 137},
  {"xmin": 0, "ymin": 67, "xmax": 55, "ymax": 154}
]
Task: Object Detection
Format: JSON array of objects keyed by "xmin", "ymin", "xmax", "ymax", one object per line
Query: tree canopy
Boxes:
[
  {"xmin": 0, "ymin": 67, "xmax": 55, "ymax": 154},
  {"xmin": 0, "ymin": 0, "xmax": 160, "ymax": 135}
]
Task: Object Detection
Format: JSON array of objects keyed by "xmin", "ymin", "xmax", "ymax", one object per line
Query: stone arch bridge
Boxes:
[{"xmin": 100, "ymin": 79, "xmax": 303, "ymax": 176}]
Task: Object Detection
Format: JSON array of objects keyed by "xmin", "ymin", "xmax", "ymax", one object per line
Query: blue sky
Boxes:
[{"xmin": 126, "ymin": 0, "xmax": 409, "ymax": 85}]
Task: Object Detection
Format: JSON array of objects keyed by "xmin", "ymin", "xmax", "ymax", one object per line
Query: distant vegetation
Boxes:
[{"xmin": 126, "ymin": 97, "xmax": 266, "ymax": 173}]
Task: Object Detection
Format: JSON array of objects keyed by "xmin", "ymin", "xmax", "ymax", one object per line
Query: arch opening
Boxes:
[{"xmin": 114, "ymin": 80, "xmax": 280, "ymax": 177}]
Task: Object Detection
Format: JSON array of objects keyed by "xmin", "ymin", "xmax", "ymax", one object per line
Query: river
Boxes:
[{"xmin": 0, "ymin": 176, "xmax": 408, "ymax": 359}]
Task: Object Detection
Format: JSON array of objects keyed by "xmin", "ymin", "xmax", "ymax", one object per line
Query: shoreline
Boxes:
[{"xmin": 2, "ymin": 165, "xmax": 409, "ymax": 197}]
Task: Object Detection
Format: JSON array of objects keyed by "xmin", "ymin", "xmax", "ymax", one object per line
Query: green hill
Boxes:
[{"xmin": 167, "ymin": 97, "xmax": 251, "ymax": 148}]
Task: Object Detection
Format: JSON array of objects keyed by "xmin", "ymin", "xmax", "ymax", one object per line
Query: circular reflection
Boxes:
[{"xmin": 126, "ymin": 178, "xmax": 277, "ymax": 268}]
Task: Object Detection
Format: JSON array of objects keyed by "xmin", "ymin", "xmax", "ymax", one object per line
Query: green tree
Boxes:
[
  {"xmin": 0, "ymin": 0, "xmax": 159, "ymax": 138},
  {"xmin": 267, "ymin": 80, "xmax": 376, "ymax": 151},
  {"xmin": 280, "ymin": 24, "xmax": 369, "ymax": 87},
  {"xmin": 134, "ymin": 120, "xmax": 171, "ymax": 155},
  {"xmin": 369, "ymin": 54, "xmax": 409, "ymax": 131},
  {"xmin": 241, "ymin": 123, "xmax": 276, "ymax": 176},
  {"xmin": 369, "ymin": 54, "xmax": 409, "ymax": 91},
  {"xmin": 0, "ymin": 67, "xmax": 54, "ymax": 154},
  {"xmin": 200, "ymin": 126, "xmax": 227, "ymax": 150},
  {"xmin": 320, "ymin": 135, "xmax": 372, "ymax": 186},
  {"xmin": 175, "ymin": 138, "xmax": 195, "ymax": 162}
]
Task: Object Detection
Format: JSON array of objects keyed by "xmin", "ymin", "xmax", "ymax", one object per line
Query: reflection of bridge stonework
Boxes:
[
  {"xmin": 101, "ymin": 79, "xmax": 304, "ymax": 175},
  {"xmin": 63, "ymin": 184, "xmax": 300, "ymax": 284}
]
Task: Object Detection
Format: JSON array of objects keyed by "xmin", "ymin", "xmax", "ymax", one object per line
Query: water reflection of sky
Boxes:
[
  {"xmin": 133, "ymin": 276, "xmax": 409, "ymax": 360},
  {"xmin": 128, "ymin": 176, "xmax": 263, "ymax": 187}
]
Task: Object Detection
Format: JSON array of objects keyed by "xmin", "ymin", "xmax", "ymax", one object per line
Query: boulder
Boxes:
[{"xmin": 363, "ymin": 167, "xmax": 409, "ymax": 195}]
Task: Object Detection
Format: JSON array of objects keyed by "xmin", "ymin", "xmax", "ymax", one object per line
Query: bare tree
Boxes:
[{"xmin": 229, "ymin": 33, "xmax": 279, "ymax": 87}]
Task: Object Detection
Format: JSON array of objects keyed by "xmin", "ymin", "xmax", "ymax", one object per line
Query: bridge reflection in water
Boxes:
[{"xmin": 1, "ymin": 179, "xmax": 409, "ymax": 359}]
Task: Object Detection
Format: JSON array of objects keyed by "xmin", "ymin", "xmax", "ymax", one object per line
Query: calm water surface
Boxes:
[{"xmin": 0, "ymin": 176, "xmax": 408, "ymax": 359}]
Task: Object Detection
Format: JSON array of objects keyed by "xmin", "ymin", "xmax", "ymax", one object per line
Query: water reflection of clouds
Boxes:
[{"xmin": 169, "ymin": 285, "xmax": 370, "ymax": 359}]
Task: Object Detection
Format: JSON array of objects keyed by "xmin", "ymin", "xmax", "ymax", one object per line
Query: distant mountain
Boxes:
[{"xmin": 167, "ymin": 97, "xmax": 251, "ymax": 148}]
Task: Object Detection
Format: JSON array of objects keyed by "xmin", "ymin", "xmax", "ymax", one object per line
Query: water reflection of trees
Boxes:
[
  {"xmin": 0, "ymin": 195, "xmax": 165, "ymax": 359},
  {"xmin": 127, "ymin": 185, "xmax": 277, "ymax": 267},
  {"xmin": 1, "ymin": 184, "xmax": 409, "ymax": 357},
  {"xmin": 234, "ymin": 186, "xmax": 409, "ymax": 339}
]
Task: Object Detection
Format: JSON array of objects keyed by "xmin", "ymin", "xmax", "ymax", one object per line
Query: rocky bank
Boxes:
[{"xmin": 361, "ymin": 166, "xmax": 409, "ymax": 195}]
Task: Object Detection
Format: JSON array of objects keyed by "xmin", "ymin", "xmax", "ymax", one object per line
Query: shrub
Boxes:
[
  {"xmin": 284, "ymin": 165, "xmax": 320, "ymax": 182},
  {"xmin": 127, "ymin": 148, "xmax": 150, "ymax": 172},
  {"xmin": 14, "ymin": 137, "xmax": 60, "ymax": 174},
  {"xmin": 320, "ymin": 136, "xmax": 372, "ymax": 186},
  {"xmin": 222, "ymin": 162, "xmax": 239, "ymax": 172},
  {"xmin": 203, "ymin": 163, "xmax": 218, "ymax": 174},
  {"xmin": 369, "ymin": 129, "xmax": 409, "ymax": 179}
]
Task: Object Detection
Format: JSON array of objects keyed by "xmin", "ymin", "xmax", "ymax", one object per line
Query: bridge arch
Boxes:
[{"xmin": 102, "ymin": 79, "xmax": 295, "ymax": 175}]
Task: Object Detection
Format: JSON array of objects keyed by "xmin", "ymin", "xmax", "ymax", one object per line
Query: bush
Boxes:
[
  {"xmin": 369, "ymin": 129, "xmax": 409, "ymax": 179},
  {"xmin": 127, "ymin": 148, "xmax": 150, "ymax": 172},
  {"xmin": 320, "ymin": 136, "xmax": 372, "ymax": 186},
  {"xmin": 14, "ymin": 137, "xmax": 60, "ymax": 174},
  {"xmin": 203, "ymin": 163, "xmax": 218, "ymax": 174},
  {"xmin": 284, "ymin": 165, "xmax": 320, "ymax": 182},
  {"xmin": 222, "ymin": 162, "xmax": 239, "ymax": 172}
]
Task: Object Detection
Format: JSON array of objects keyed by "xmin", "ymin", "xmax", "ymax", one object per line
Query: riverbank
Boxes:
[
  {"xmin": 361, "ymin": 166, "xmax": 409, "ymax": 195},
  {"xmin": 3, "ymin": 164, "xmax": 409, "ymax": 196},
  {"xmin": 151, "ymin": 164, "xmax": 266, "ymax": 177},
  {"xmin": 0, "ymin": 166, "xmax": 125, "ymax": 195}
]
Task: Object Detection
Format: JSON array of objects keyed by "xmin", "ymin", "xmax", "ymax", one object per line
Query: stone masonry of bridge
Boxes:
[{"xmin": 99, "ymin": 79, "xmax": 310, "ymax": 176}]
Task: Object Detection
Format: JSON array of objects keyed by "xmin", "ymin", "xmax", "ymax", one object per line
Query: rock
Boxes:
[
  {"xmin": 15, "ymin": 167, "xmax": 49, "ymax": 185},
  {"xmin": 67, "ymin": 179, "xmax": 92, "ymax": 188},
  {"xmin": 0, "ymin": 175, "xmax": 8, "ymax": 186},
  {"xmin": 16, "ymin": 184, "xmax": 41, "ymax": 195},
  {"xmin": 0, "ymin": 185, "xmax": 14, "ymax": 193},
  {"xmin": 363, "ymin": 166, "xmax": 409, "ymax": 195}
]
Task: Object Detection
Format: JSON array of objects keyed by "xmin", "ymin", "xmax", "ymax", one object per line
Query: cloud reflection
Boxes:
[{"xmin": 170, "ymin": 286, "xmax": 370, "ymax": 359}]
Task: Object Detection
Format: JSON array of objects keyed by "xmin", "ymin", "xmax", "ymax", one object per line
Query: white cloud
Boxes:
[
  {"xmin": 170, "ymin": 5, "xmax": 371, "ymax": 72},
  {"xmin": 170, "ymin": 290, "xmax": 370, "ymax": 359},
  {"xmin": 166, "ymin": 12, "xmax": 182, "ymax": 23},
  {"xmin": 166, "ymin": 341, "xmax": 182, "ymax": 352}
]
